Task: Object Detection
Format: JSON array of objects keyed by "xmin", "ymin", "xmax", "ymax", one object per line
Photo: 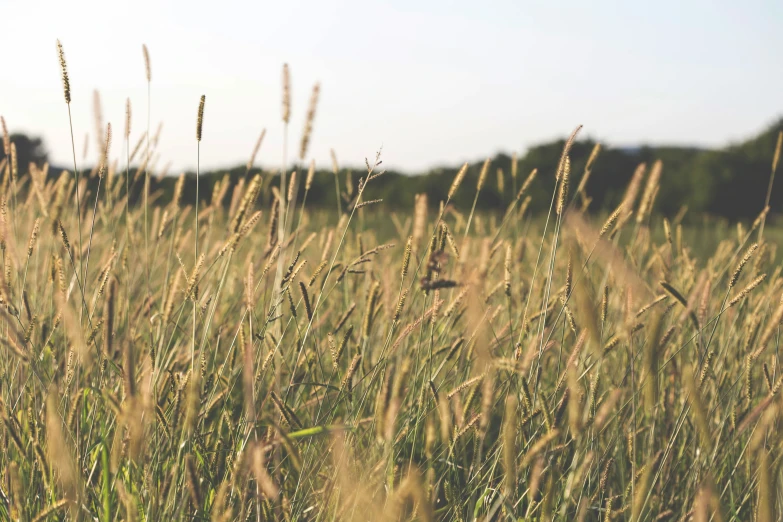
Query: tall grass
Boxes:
[{"xmin": 0, "ymin": 44, "xmax": 782, "ymax": 522}]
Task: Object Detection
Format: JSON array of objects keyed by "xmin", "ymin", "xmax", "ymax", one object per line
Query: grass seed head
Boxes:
[
  {"xmin": 196, "ymin": 95, "xmax": 205, "ymax": 142},
  {"xmin": 56, "ymin": 40, "xmax": 71, "ymax": 104}
]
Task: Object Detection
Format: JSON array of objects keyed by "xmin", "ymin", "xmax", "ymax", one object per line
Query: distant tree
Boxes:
[{"xmin": 0, "ymin": 133, "xmax": 48, "ymax": 172}]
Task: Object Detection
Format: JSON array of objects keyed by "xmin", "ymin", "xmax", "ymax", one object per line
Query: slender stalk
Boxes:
[
  {"xmin": 83, "ymin": 177, "xmax": 103, "ymax": 292},
  {"xmin": 193, "ymin": 140, "xmax": 200, "ymax": 372},
  {"xmin": 271, "ymin": 123, "xmax": 288, "ymax": 338},
  {"xmin": 145, "ymin": 87, "xmax": 150, "ymax": 281},
  {"xmin": 66, "ymin": 104, "xmax": 84, "ymax": 312},
  {"xmin": 193, "ymin": 94, "xmax": 204, "ymax": 375},
  {"xmin": 86, "ymin": 122, "xmax": 111, "ymax": 299},
  {"xmin": 126, "ymin": 124, "xmax": 131, "ymax": 339}
]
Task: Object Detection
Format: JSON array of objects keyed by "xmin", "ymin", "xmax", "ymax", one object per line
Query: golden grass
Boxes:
[{"xmin": 0, "ymin": 44, "xmax": 782, "ymax": 522}]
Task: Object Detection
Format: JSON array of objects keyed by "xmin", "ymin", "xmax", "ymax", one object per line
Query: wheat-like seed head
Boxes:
[
  {"xmin": 98, "ymin": 123, "xmax": 112, "ymax": 179},
  {"xmin": 600, "ymin": 286, "xmax": 609, "ymax": 324},
  {"xmin": 299, "ymin": 281, "xmax": 313, "ymax": 320},
  {"xmin": 518, "ymin": 168, "xmax": 537, "ymax": 199},
  {"xmin": 246, "ymin": 129, "xmax": 266, "ymax": 172},
  {"xmin": 170, "ymin": 174, "xmax": 185, "ymax": 209},
  {"xmin": 329, "ymin": 148, "xmax": 340, "ymax": 175},
  {"xmin": 393, "ymin": 288, "xmax": 408, "ymax": 323},
  {"xmin": 238, "ymin": 210, "xmax": 263, "ymax": 238},
  {"xmin": 9, "ymin": 143, "xmax": 17, "ymax": 182},
  {"xmin": 556, "ymin": 156, "xmax": 570, "ymax": 215},
  {"xmin": 231, "ymin": 174, "xmax": 262, "ymax": 234},
  {"xmin": 307, "ymin": 259, "xmax": 327, "ymax": 287},
  {"xmin": 0, "ymin": 201, "xmax": 7, "ymax": 252},
  {"xmin": 129, "ymin": 131, "xmax": 146, "ymax": 163},
  {"xmin": 142, "ymin": 44, "xmax": 151, "ymax": 82},
  {"xmin": 31, "ymin": 498, "xmax": 69, "ymax": 522},
  {"xmin": 362, "ymin": 280, "xmax": 380, "ymax": 338},
  {"xmin": 153, "ymin": 121, "xmax": 163, "ymax": 146},
  {"xmin": 477, "ymin": 158, "xmax": 490, "ymax": 191},
  {"xmin": 637, "ymin": 159, "xmax": 662, "ymax": 224},
  {"xmin": 79, "ymin": 132, "xmax": 89, "ymax": 162},
  {"xmin": 342, "ymin": 353, "xmax": 362, "ymax": 393},
  {"xmin": 448, "ymin": 163, "xmax": 468, "ymax": 201},
  {"xmin": 282, "ymin": 63, "xmax": 291, "ymax": 124},
  {"xmin": 730, "ymin": 243, "xmax": 758, "ymax": 288},
  {"xmin": 556, "ymin": 124, "xmax": 582, "ymax": 181},
  {"xmin": 600, "ymin": 204, "xmax": 623, "ymax": 238},
  {"xmin": 1, "ymin": 116, "xmax": 9, "ymax": 155},
  {"xmin": 196, "ymin": 95, "xmax": 205, "ymax": 142},
  {"xmin": 185, "ymin": 253, "xmax": 206, "ymax": 300},
  {"xmin": 124, "ymin": 99, "xmax": 131, "ymax": 140},
  {"xmin": 242, "ymin": 262, "xmax": 254, "ymax": 311},
  {"xmin": 92, "ymin": 90, "xmax": 106, "ymax": 154},
  {"xmin": 306, "ymin": 159, "xmax": 315, "ymax": 191},
  {"xmin": 728, "ymin": 273, "xmax": 766, "ymax": 307},
  {"xmin": 412, "ymin": 194, "xmax": 428, "ymax": 246},
  {"xmin": 635, "ymin": 294, "xmax": 667, "ymax": 318},
  {"xmin": 27, "ymin": 219, "xmax": 40, "ymax": 258},
  {"xmin": 442, "ymin": 224, "xmax": 459, "ymax": 259},
  {"xmin": 266, "ymin": 196, "xmax": 280, "ymax": 249},
  {"xmin": 751, "ymin": 206, "xmax": 770, "ymax": 231},
  {"xmin": 299, "ymin": 83, "xmax": 320, "ymax": 160},
  {"xmin": 56, "ymin": 40, "xmax": 71, "ymax": 104},
  {"xmin": 400, "ymin": 236, "xmax": 413, "ymax": 281},
  {"xmin": 333, "ymin": 325, "xmax": 353, "ymax": 366},
  {"xmin": 663, "ymin": 217, "xmax": 673, "ymax": 246},
  {"xmin": 287, "ymin": 171, "xmax": 297, "ymax": 203},
  {"xmin": 57, "ymin": 220, "xmax": 70, "ymax": 251},
  {"xmin": 621, "ymin": 163, "xmax": 646, "ymax": 219},
  {"xmin": 577, "ymin": 142, "xmax": 602, "ymax": 194}
]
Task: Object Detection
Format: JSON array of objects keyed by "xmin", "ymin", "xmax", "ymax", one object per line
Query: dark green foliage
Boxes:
[{"xmin": 12, "ymin": 117, "xmax": 783, "ymax": 219}]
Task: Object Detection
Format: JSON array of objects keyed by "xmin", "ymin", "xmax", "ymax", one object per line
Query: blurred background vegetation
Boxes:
[{"xmin": 3, "ymin": 118, "xmax": 782, "ymax": 221}]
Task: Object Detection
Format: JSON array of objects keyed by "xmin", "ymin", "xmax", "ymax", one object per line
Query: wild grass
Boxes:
[{"xmin": 0, "ymin": 42, "xmax": 782, "ymax": 522}]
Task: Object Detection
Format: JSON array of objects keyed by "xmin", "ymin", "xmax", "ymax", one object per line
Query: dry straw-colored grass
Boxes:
[{"xmin": 0, "ymin": 41, "xmax": 782, "ymax": 522}]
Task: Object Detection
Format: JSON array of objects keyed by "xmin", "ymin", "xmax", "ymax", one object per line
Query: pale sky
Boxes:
[{"xmin": 1, "ymin": 0, "xmax": 782, "ymax": 173}]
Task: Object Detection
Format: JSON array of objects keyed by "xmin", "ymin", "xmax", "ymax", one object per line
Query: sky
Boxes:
[{"xmin": 1, "ymin": 0, "xmax": 782, "ymax": 173}]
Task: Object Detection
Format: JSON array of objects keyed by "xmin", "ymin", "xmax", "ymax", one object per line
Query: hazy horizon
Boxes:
[{"xmin": 2, "ymin": 0, "xmax": 782, "ymax": 173}]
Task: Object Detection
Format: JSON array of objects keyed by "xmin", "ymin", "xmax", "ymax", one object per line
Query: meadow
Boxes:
[{"xmin": 0, "ymin": 42, "xmax": 782, "ymax": 521}]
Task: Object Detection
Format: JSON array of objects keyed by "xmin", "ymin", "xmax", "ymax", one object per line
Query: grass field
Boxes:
[{"xmin": 0, "ymin": 44, "xmax": 782, "ymax": 522}]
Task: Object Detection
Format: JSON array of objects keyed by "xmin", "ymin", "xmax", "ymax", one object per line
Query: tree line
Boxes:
[{"xmin": 2, "ymin": 118, "xmax": 781, "ymax": 221}]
